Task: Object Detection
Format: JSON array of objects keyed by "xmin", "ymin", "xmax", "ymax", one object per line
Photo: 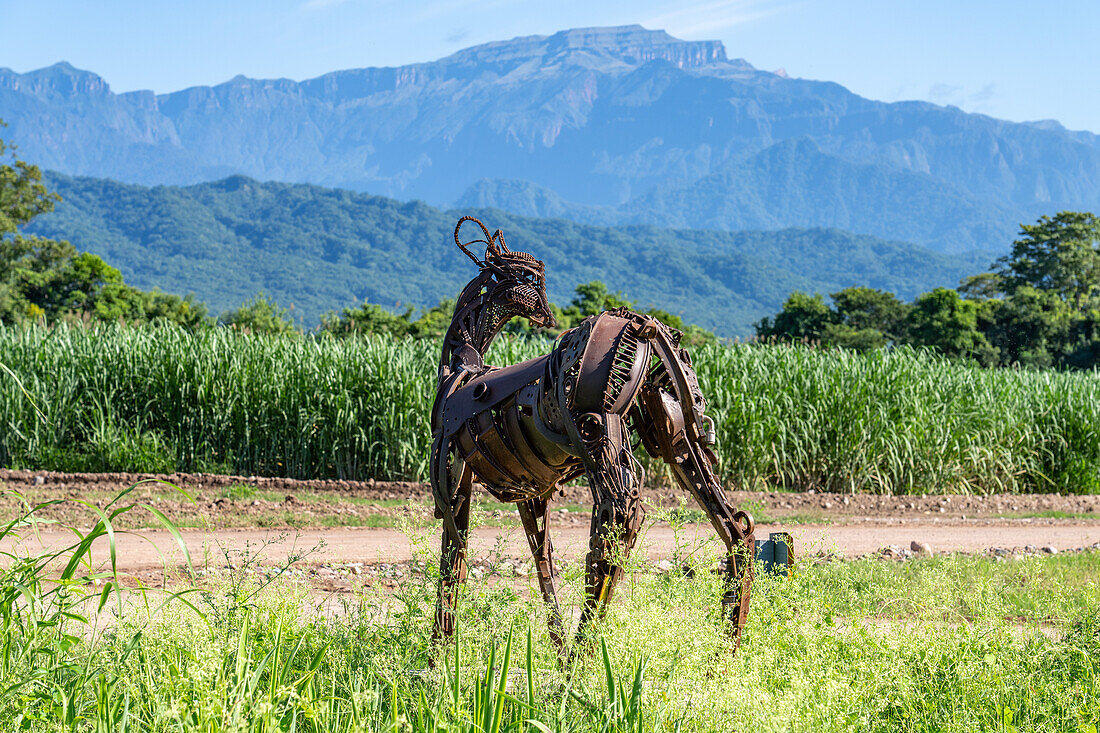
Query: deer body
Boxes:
[{"xmin": 430, "ymin": 217, "xmax": 755, "ymax": 656}]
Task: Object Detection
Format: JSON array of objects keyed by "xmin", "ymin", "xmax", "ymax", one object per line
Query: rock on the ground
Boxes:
[{"xmin": 910, "ymin": 540, "xmax": 933, "ymax": 556}]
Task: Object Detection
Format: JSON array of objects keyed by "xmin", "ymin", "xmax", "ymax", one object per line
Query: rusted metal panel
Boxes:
[{"xmin": 441, "ymin": 356, "xmax": 548, "ymax": 437}]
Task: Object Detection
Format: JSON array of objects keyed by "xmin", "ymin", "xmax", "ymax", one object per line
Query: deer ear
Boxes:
[
  {"xmin": 485, "ymin": 230, "xmax": 509, "ymax": 261},
  {"xmin": 454, "ymin": 216, "xmax": 491, "ymax": 267}
]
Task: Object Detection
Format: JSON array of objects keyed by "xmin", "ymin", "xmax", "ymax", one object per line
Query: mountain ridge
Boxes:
[
  {"xmin": 455, "ymin": 138, "xmax": 1027, "ymax": 253},
  {"xmin": 2, "ymin": 25, "xmax": 1096, "ymax": 252}
]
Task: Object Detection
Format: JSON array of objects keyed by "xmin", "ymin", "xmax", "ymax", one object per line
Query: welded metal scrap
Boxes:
[{"xmin": 429, "ymin": 216, "xmax": 755, "ymax": 657}]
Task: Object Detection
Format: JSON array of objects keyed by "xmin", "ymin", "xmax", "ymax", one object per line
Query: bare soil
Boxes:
[
  {"xmin": 4, "ymin": 468, "xmax": 1099, "ymax": 527},
  {"xmin": 7, "ymin": 522, "xmax": 1100, "ymax": 569},
  {"xmin": 3, "ymin": 468, "xmax": 1099, "ymax": 595},
  {"xmin": 5, "ymin": 522, "xmax": 1100, "ymax": 596}
]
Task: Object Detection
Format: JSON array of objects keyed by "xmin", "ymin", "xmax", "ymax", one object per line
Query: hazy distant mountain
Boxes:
[
  {"xmin": 3, "ymin": 25, "xmax": 1099, "ymax": 251},
  {"xmin": 28, "ymin": 173, "xmax": 988, "ymax": 335},
  {"xmin": 457, "ymin": 139, "xmax": 1024, "ymax": 253}
]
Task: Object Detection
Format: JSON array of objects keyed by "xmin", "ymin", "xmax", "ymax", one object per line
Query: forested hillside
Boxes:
[{"xmin": 27, "ymin": 173, "xmax": 989, "ymax": 335}]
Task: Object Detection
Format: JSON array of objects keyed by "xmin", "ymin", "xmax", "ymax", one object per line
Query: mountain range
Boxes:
[
  {"xmin": 27, "ymin": 173, "xmax": 989, "ymax": 335},
  {"xmin": 4, "ymin": 25, "xmax": 1099, "ymax": 253}
]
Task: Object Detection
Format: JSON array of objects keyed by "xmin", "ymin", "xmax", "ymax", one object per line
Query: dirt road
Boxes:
[
  {"xmin": 6, "ymin": 520, "xmax": 1100, "ymax": 574},
  {"xmin": 4, "ymin": 468, "xmax": 1099, "ymax": 578}
]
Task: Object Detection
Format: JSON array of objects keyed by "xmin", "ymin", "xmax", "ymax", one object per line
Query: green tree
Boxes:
[
  {"xmin": 407, "ymin": 298, "xmax": 455, "ymax": 339},
  {"xmin": 1, "ymin": 120, "xmax": 64, "ymax": 322},
  {"xmin": 958, "ymin": 212, "xmax": 1100, "ymax": 368},
  {"xmin": 818, "ymin": 286, "xmax": 911, "ymax": 350},
  {"xmin": 995, "ymin": 211, "xmax": 1100, "ymax": 306},
  {"xmin": 982, "ymin": 286, "xmax": 1072, "ymax": 368},
  {"xmin": 755, "ymin": 291, "xmax": 833, "ymax": 341},
  {"xmin": 1, "ymin": 121, "xmax": 211, "ymax": 329},
  {"xmin": 755, "ymin": 213, "xmax": 1100, "ymax": 368},
  {"xmin": 320, "ymin": 297, "xmax": 456, "ymax": 339},
  {"xmin": 830, "ymin": 287, "xmax": 910, "ymax": 337},
  {"xmin": 138, "ymin": 290, "xmax": 211, "ymax": 330},
  {"xmin": 958, "ymin": 272, "xmax": 1005, "ymax": 301},
  {"xmin": 906, "ymin": 287, "xmax": 997, "ymax": 364},
  {"xmin": 46, "ymin": 252, "xmax": 128, "ymax": 315},
  {"xmin": 558, "ymin": 281, "xmax": 634, "ymax": 324},
  {"xmin": 321, "ymin": 299, "xmax": 414, "ymax": 337},
  {"xmin": 220, "ymin": 292, "xmax": 297, "ymax": 335},
  {"xmin": 0, "ymin": 123, "xmax": 58, "ymax": 236},
  {"xmin": 819, "ymin": 323, "xmax": 889, "ymax": 351}
]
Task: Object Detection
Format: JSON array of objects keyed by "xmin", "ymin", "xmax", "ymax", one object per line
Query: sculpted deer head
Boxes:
[{"xmin": 454, "ymin": 216, "xmax": 556, "ymax": 330}]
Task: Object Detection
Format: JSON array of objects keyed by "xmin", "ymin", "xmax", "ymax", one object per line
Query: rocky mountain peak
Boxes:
[
  {"xmin": 0, "ymin": 61, "xmax": 111, "ymax": 98},
  {"xmin": 443, "ymin": 25, "xmax": 731, "ymax": 71},
  {"xmin": 545, "ymin": 25, "xmax": 727, "ymax": 66}
]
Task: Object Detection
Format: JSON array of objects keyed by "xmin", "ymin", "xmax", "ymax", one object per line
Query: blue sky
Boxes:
[{"xmin": 1, "ymin": 0, "xmax": 1097, "ymax": 133}]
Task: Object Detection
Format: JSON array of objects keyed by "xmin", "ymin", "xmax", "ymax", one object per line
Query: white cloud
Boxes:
[
  {"xmin": 927, "ymin": 81, "xmax": 997, "ymax": 112},
  {"xmin": 927, "ymin": 83, "xmax": 963, "ymax": 103},
  {"xmin": 969, "ymin": 83, "xmax": 996, "ymax": 104}
]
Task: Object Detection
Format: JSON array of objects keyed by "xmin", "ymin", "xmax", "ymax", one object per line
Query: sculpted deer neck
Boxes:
[
  {"xmin": 438, "ymin": 216, "xmax": 555, "ymax": 381},
  {"xmin": 439, "ymin": 271, "xmax": 514, "ymax": 376}
]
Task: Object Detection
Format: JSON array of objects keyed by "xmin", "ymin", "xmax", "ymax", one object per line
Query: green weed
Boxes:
[{"xmin": 219, "ymin": 483, "xmax": 260, "ymax": 501}]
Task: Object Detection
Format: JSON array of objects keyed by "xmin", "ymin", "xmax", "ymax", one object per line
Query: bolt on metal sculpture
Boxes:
[{"xmin": 430, "ymin": 216, "xmax": 755, "ymax": 656}]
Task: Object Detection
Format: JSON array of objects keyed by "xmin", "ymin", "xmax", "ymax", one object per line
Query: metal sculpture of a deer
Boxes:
[{"xmin": 430, "ymin": 216, "xmax": 755, "ymax": 657}]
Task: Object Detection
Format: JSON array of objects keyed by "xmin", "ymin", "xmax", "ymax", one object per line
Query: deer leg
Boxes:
[
  {"xmin": 669, "ymin": 456, "xmax": 754, "ymax": 646},
  {"xmin": 639, "ymin": 389, "xmax": 755, "ymax": 647},
  {"xmin": 431, "ymin": 435, "xmax": 473, "ymax": 645},
  {"xmin": 517, "ymin": 496, "xmax": 567, "ymax": 656},
  {"xmin": 564, "ymin": 413, "xmax": 645, "ymax": 649}
]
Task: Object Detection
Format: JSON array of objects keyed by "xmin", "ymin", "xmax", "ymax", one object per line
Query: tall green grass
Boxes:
[
  {"xmin": 696, "ymin": 342, "xmax": 1100, "ymax": 494},
  {"xmin": 2, "ymin": 322, "xmax": 1100, "ymax": 493}
]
